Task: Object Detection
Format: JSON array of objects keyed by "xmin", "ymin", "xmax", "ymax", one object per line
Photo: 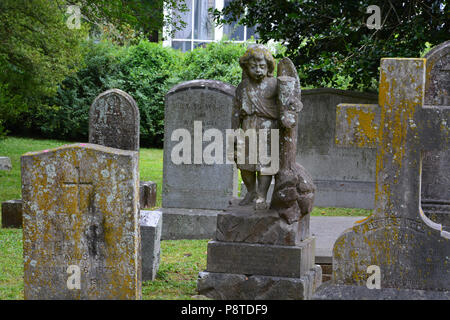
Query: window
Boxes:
[{"xmin": 166, "ymin": 0, "xmax": 259, "ymax": 52}]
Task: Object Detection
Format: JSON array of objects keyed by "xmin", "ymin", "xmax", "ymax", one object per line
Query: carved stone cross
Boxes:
[{"xmin": 333, "ymin": 58, "xmax": 449, "ymax": 291}]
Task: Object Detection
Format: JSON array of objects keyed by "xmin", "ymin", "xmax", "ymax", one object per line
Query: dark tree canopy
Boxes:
[{"xmin": 214, "ymin": 0, "xmax": 449, "ymax": 91}]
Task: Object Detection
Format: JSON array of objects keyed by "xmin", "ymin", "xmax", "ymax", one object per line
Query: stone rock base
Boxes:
[
  {"xmin": 197, "ymin": 265, "xmax": 322, "ymax": 300},
  {"xmin": 312, "ymin": 281, "xmax": 450, "ymax": 300},
  {"xmin": 1, "ymin": 199, "xmax": 23, "ymax": 228},
  {"xmin": 217, "ymin": 198, "xmax": 309, "ymax": 246}
]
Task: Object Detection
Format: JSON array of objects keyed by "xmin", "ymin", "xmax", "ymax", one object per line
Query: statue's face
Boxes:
[{"xmin": 247, "ymin": 56, "xmax": 267, "ymax": 81}]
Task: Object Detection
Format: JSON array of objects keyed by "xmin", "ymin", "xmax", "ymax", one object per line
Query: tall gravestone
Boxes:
[
  {"xmin": 160, "ymin": 80, "xmax": 237, "ymax": 239},
  {"xmin": 421, "ymin": 40, "xmax": 450, "ymax": 229},
  {"xmin": 89, "ymin": 89, "xmax": 140, "ymax": 151},
  {"xmin": 314, "ymin": 57, "xmax": 449, "ymax": 299},
  {"xmin": 22, "ymin": 143, "xmax": 141, "ymax": 299}
]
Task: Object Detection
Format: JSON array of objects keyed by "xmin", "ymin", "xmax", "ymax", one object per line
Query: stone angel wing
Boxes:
[{"xmin": 277, "ymin": 58, "xmax": 303, "ymax": 113}]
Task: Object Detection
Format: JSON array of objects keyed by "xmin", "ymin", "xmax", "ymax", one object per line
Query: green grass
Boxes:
[{"xmin": 0, "ymin": 136, "xmax": 371, "ymax": 300}]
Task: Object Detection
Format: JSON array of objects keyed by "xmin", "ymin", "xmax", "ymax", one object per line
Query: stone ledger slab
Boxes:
[
  {"xmin": 140, "ymin": 210, "xmax": 162, "ymax": 281},
  {"xmin": 313, "ymin": 281, "xmax": 450, "ymax": 300},
  {"xmin": 22, "ymin": 143, "xmax": 141, "ymax": 300}
]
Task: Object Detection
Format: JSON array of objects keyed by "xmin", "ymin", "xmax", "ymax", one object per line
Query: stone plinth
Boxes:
[{"xmin": 140, "ymin": 210, "xmax": 162, "ymax": 281}]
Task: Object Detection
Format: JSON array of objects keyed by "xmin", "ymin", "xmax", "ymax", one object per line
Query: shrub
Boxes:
[{"xmin": 179, "ymin": 41, "xmax": 247, "ymax": 86}]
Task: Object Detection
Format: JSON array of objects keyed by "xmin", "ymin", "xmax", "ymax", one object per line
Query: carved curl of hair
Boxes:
[{"xmin": 239, "ymin": 44, "xmax": 275, "ymax": 77}]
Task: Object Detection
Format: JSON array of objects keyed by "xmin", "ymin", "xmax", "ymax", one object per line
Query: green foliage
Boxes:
[
  {"xmin": 38, "ymin": 40, "xmax": 182, "ymax": 147},
  {"xmin": 114, "ymin": 40, "xmax": 183, "ymax": 146},
  {"xmin": 179, "ymin": 41, "xmax": 247, "ymax": 86},
  {"xmin": 214, "ymin": 0, "xmax": 449, "ymax": 92},
  {"xmin": 0, "ymin": 0, "xmax": 87, "ymax": 98},
  {"xmin": 31, "ymin": 40, "xmax": 247, "ymax": 147}
]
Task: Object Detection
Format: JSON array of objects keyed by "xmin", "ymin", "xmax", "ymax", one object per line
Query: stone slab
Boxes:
[
  {"xmin": 198, "ymin": 265, "xmax": 322, "ymax": 300},
  {"xmin": 1, "ymin": 199, "xmax": 23, "ymax": 228},
  {"xmin": 313, "ymin": 281, "xmax": 450, "ymax": 300},
  {"xmin": 311, "ymin": 216, "xmax": 365, "ymax": 264},
  {"xmin": 0, "ymin": 156, "xmax": 12, "ymax": 171},
  {"xmin": 22, "ymin": 143, "xmax": 141, "ymax": 300},
  {"xmin": 206, "ymin": 238, "xmax": 315, "ymax": 278},
  {"xmin": 139, "ymin": 181, "xmax": 157, "ymax": 209},
  {"xmin": 140, "ymin": 210, "xmax": 162, "ymax": 281},
  {"xmin": 158, "ymin": 207, "xmax": 220, "ymax": 240}
]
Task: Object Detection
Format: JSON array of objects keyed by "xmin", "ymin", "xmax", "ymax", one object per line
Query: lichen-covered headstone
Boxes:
[
  {"xmin": 324, "ymin": 57, "xmax": 449, "ymax": 297},
  {"xmin": 421, "ymin": 40, "xmax": 450, "ymax": 228},
  {"xmin": 89, "ymin": 89, "xmax": 140, "ymax": 151},
  {"xmin": 22, "ymin": 143, "xmax": 141, "ymax": 300}
]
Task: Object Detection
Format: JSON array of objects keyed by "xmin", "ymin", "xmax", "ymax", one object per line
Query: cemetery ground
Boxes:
[{"xmin": 0, "ymin": 136, "xmax": 370, "ymax": 300}]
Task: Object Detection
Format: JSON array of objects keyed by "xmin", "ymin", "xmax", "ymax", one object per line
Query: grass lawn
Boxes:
[{"xmin": 0, "ymin": 136, "xmax": 371, "ymax": 300}]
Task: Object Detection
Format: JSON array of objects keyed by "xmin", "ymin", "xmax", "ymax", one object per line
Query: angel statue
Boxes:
[{"xmin": 232, "ymin": 44, "xmax": 315, "ymax": 224}]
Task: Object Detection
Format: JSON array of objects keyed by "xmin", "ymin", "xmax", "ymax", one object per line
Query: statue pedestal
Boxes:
[{"xmin": 197, "ymin": 199, "xmax": 322, "ymax": 300}]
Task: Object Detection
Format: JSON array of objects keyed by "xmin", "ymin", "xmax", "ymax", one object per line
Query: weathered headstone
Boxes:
[
  {"xmin": 1, "ymin": 199, "xmax": 23, "ymax": 228},
  {"xmin": 89, "ymin": 89, "xmax": 140, "ymax": 151},
  {"xmin": 159, "ymin": 80, "xmax": 238, "ymax": 239},
  {"xmin": 22, "ymin": 143, "xmax": 141, "ymax": 300},
  {"xmin": 314, "ymin": 57, "xmax": 449, "ymax": 299},
  {"xmin": 0, "ymin": 156, "xmax": 12, "ymax": 171},
  {"xmin": 140, "ymin": 210, "xmax": 162, "ymax": 281},
  {"xmin": 88, "ymin": 89, "xmax": 157, "ymax": 211},
  {"xmin": 421, "ymin": 40, "xmax": 450, "ymax": 228}
]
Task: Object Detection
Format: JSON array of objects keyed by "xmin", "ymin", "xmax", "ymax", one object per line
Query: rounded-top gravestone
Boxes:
[{"xmin": 89, "ymin": 89, "xmax": 140, "ymax": 151}]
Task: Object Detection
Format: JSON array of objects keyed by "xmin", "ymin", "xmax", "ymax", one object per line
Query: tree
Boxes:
[
  {"xmin": 0, "ymin": 0, "xmax": 88, "ymax": 134},
  {"xmin": 213, "ymin": 0, "xmax": 448, "ymax": 91}
]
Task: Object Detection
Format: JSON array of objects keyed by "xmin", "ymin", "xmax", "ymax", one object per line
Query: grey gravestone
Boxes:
[
  {"xmin": 22, "ymin": 143, "xmax": 141, "ymax": 300},
  {"xmin": 298, "ymin": 89, "xmax": 378, "ymax": 209},
  {"xmin": 1, "ymin": 199, "xmax": 23, "ymax": 228},
  {"xmin": 0, "ymin": 156, "xmax": 12, "ymax": 171},
  {"xmin": 89, "ymin": 88, "xmax": 140, "ymax": 151},
  {"xmin": 160, "ymin": 80, "xmax": 238, "ymax": 239},
  {"xmin": 421, "ymin": 40, "xmax": 450, "ymax": 228},
  {"xmin": 140, "ymin": 210, "xmax": 162, "ymax": 281},
  {"xmin": 314, "ymin": 57, "xmax": 449, "ymax": 299}
]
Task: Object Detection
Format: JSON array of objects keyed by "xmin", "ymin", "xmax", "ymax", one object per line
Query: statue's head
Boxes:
[{"xmin": 239, "ymin": 44, "xmax": 275, "ymax": 81}]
